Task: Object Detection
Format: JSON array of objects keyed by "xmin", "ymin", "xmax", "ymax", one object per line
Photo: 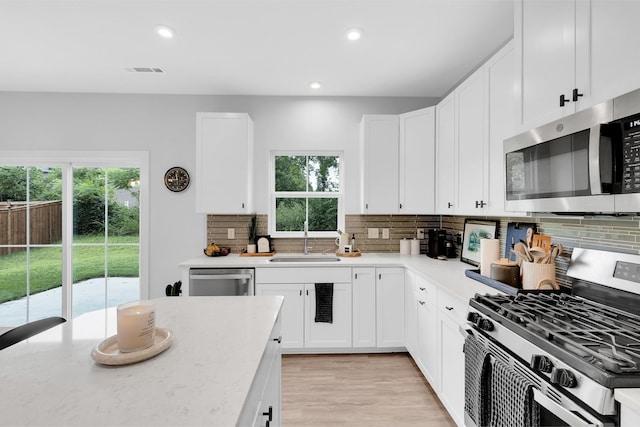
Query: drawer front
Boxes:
[
  {"xmin": 255, "ymin": 267, "xmax": 351, "ymax": 284},
  {"xmin": 414, "ymin": 275, "xmax": 437, "ymax": 304},
  {"xmin": 437, "ymin": 289, "xmax": 467, "ymax": 324}
]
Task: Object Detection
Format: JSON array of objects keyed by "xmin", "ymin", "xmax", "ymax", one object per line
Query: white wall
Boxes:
[{"xmin": 0, "ymin": 92, "xmax": 437, "ymax": 297}]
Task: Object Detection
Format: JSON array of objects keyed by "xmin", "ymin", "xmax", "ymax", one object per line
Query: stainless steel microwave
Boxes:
[{"xmin": 504, "ymin": 88, "xmax": 640, "ymax": 213}]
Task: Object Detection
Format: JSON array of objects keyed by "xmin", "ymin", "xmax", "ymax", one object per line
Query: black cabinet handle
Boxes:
[
  {"xmin": 354, "ymin": 273, "xmax": 358, "ymax": 280},
  {"xmin": 560, "ymin": 94, "xmax": 570, "ymax": 107},
  {"xmin": 263, "ymin": 406, "xmax": 273, "ymax": 421},
  {"xmin": 273, "ymin": 336, "xmax": 282, "ymax": 343},
  {"xmin": 445, "ymin": 306, "xmax": 454, "ymax": 311},
  {"xmin": 378, "ymin": 274, "xmax": 382, "ymax": 280},
  {"xmin": 475, "ymin": 200, "xmax": 486, "ymax": 208},
  {"xmin": 419, "ymin": 287, "xmax": 425, "ymax": 291},
  {"xmin": 447, "ymin": 202, "xmax": 453, "ymax": 209},
  {"xmin": 572, "ymin": 88, "xmax": 583, "ymax": 102},
  {"xmin": 242, "ymin": 202, "xmax": 245, "ymax": 208},
  {"xmin": 399, "ymin": 203, "xmax": 403, "ymax": 209},
  {"xmin": 299, "ymin": 290, "xmax": 302, "ymax": 296},
  {"xmin": 419, "ymin": 301, "xmax": 425, "ymax": 305}
]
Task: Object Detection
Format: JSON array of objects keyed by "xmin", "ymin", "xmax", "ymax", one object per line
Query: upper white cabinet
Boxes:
[
  {"xmin": 360, "ymin": 115, "xmax": 400, "ymax": 214},
  {"xmin": 590, "ymin": 1, "xmax": 640, "ymax": 106},
  {"xmin": 455, "ymin": 68, "xmax": 488, "ymax": 215},
  {"xmin": 435, "ymin": 92, "xmax": 456, "ymax": 214},
  {"xmin": 360, "ymin": 110, "xmax": 436, "ymax": 215},
  {"xmin": 195, "ymin": 113, "xmax": 254, "ymax": 214},
  {"xmin": 514, "ymin": 0, "xmax": 591, "ymax": 129},
  {"xmin": 485, "ymin": 42, "xmax": 517, "ymax": 216},
  {"xmin": 435, "ymin": 41, "xmax": 519, "ymax": 217},
  {"xmin": 399, "ymin": 107, "xmax": 436, "ymax": 214}
]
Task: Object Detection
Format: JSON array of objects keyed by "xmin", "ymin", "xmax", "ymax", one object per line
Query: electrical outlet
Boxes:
[
  {"xmin": 417, "ymin": 228, "xmax": 425, "ymax": 239},
  {"xmin": 368, "ymin": 228, "xmax": 379, "ymax": 239},
  {"xmin": 382, "ymin": 228, "xmax": 390, "ymax": 239},
  {"xmin": 227, "ymin": 228, "xmax": 235, "ymax": 239}
]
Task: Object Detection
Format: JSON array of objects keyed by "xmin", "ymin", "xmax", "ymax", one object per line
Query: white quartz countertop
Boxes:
[
  {"xmin": 0, "ymin": 296, "xmax": 283, "ymax": 426},
  {"xmin": 179, "ymin": 253, "xmax": 500, "ymax": 302}
]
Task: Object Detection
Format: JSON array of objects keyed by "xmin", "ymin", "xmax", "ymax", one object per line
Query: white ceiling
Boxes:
[{"xmin": 0, "ymin": 0, "xmax": 514, "ymax": 97}]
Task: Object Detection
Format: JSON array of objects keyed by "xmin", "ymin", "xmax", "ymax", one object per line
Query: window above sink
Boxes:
[{"xmin": 269, "ymin": 152, "xmax": 344, "ymax": 238}]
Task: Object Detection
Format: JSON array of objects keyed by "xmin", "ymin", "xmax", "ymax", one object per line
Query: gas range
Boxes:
[{"xmin": 465, "ymin": 248, "xmax": 640, "ymax": 426}]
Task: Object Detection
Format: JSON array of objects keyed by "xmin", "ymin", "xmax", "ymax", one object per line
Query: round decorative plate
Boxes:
[
  {"xmin": 91, "ymin": 327, "xmax": 174, "ymax": 365},
  {"xmin": 164, "ymin": 166, "xmax": 190, "ymax": 192}
]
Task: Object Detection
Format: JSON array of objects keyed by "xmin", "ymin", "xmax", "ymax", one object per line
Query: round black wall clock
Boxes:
[{"xmin": 164, "ymin": 166, "xmax": 190, "ymax": 192}]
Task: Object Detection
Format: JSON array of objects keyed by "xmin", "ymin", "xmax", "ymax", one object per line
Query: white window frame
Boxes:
[
  {"xmin": 269, "ymin": 150, "xmax": 344, "ymax": 238},
  {"xmin": 0, "ymin": 150, "xmax": 149, "ymax": 321}
]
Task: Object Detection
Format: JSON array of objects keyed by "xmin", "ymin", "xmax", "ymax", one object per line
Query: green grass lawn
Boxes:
[{"xmin": 0, "ymin": 235, "xmax": 139, "ymax": 304}]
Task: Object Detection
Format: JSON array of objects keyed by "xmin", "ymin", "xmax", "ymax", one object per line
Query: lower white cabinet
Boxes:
[
  {"xmin": 376, "ymin": 267, "xmax": 405, "ymax": 348},
  {"xmin": 255, "ymin": 268, "xmax": 352, "ymax": 350},
  {"xmin": 436, "ymin": 289, "xmax": 468, "ymax": 427},
  {"xmin": 239, "ymin": 315, "xmax": 282, "ymax": 427},
  {"xmin": 416, "ymin": 276, "xmax": 439, "ymax": 389},
  {"xmin": 353, "ymin": 267, "xmax": 377, "ymax": 348}
]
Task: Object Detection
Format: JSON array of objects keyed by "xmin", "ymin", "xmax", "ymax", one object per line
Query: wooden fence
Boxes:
[{"xmin": 0, "ymin": 201, "xmax": 62, "ymax": 255}]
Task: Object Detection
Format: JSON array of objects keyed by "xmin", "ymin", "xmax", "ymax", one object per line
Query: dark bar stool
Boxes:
[{"xmin": 0, "ymin": 316, "xmax": 66, "ymax": 351}]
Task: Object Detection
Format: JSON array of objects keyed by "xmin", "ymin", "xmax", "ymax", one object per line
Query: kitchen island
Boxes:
[{"xmin": 0, "ymin": 296, "xmax": 283, "ymax": 426}]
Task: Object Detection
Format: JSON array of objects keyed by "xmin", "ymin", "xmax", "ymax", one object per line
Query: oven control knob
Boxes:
[
  {"xmin": 476, "ymin": 318, "xmax": 494, "ymax": 331},
  {"xmin": 530, "ymin": 355, "xmax": 554, "ymax": 373},
  {"xmin": 550, "ymin": 368, "xmax": 577, "ymax": 388},
  {"xmin": 467, "ymin": 312, "xmax": 480, "ymax": 323}
]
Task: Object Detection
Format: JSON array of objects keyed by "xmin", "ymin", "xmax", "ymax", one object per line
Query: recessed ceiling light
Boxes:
[
  {"xmin": 156, "ymin": 25, "xmax": 175, "ymax": 39},
  {"xmin": 309, "ymin": 82, "xmax": 322, "ymax": 90},
  {"xmin": 345, "ymin": 28, "xmax": 363, "ymax": 41}
]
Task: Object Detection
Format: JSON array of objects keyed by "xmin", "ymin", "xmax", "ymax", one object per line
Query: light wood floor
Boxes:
[{"xmin": 281, "ymin": 353, "xmax": 456, "ymax": 427}]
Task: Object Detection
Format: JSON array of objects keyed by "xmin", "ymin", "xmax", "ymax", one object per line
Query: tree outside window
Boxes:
[{"xmin": 272, "ymin": 154, "xmax": 343, "ymax": 236}]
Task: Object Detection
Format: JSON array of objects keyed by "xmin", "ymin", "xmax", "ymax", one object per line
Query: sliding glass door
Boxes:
[{"xmin": 0, "ymin": 157, "xmax": 145, "ymax": 327}]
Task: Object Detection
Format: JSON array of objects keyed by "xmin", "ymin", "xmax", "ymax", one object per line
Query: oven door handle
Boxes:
[{"xmin": 533, "ymin": 389, "xmax": 604, "ymax": 427}]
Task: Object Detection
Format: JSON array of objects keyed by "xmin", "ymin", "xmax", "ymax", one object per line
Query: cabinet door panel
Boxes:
[
  {"xmin": 438, "ymin": 313, "xmax": 465, "ymax": 426},
  {"xmin": 376, "ymin": 268, "xmax": 405, "ymax": 348},
  {"xmin": 436, "ymin": 93, "xmax": 456, "ymax": 214},
  {"xmin": 360, "ymin": 115, "xmax": 400, "ymax": 214},
  {"xmin": 417, "ymin": 299, "xmax": 438, "ymax": 389},
  {"xmin": 399, "ymin": 108, "xmax": 436, "ymax": 214},
  {"xmin": 353, "ymin": 268, "xmax": 376, "ymax": 348},
  {"xmin": 304, "ymin": 283, "xmax": 352, "ymax": 348},
  {"xmin": 520, "ymin": 0, "xmax": 577, "ymax": 127},
  {"xmin": 456, "ymin": 70, "xmax": 486, "ymax": 214},
  {"xmin": 591, "ymin": 1, "xmax": 640, "ymax": 105},
  {"xmin": 256, "ymin": 284, "xmax": 304, "ymax": 349}
]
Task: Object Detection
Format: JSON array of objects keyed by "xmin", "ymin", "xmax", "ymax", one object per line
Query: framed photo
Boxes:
[
  {"xmin": 256, "ymin": 235, "xmax": 272, "ymax": 253},
  {"xmin": 461, "ymin": 219, "xmax": 499, "ymax": 266}
]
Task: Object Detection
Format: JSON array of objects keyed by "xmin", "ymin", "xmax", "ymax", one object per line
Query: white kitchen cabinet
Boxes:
[
  {"xmin": 404, "ymin": 270, "xmax": 417, "ymax": 355},
  {"xmin": 514, "ymin": 0, "xmax": 591, "ymax": 129},
  {"xmin": 256, "ymin": 284, "xmax": 305, "ymax": 349},
  {"xmin": 455, "ymin": 67, "xmax": 488, "ymax": 215},
  {"xmin": 255, "ymin": 268, "xmax": 352, "ymax": 350},
  {"xmin": 376, "ymin": 267, "xmax": 405, "ymax": 348},
  {"xmin": 415, "ymin": 275, "xmax": 438, "ymax": 389},
  {"xmin": 241, "ymin": 315, "xmax": 282, "ymax": 427},
  {"xmin": 353, "ymin": 267, "xmax": 377, "ymax": 348},
  {"xmin": 435, "ymin": 92, "xmax": 457, "ymax": 214},
  {"xmin": 195, "ymin": 112, "xmax": 254, "ymax": 213},
  {"xmin": 485, "ymin": 41, "xmax": 522, "ymax": 216},
  {"xmin": 436, "ymin": 289, "xmax": 468, "ymax": 427},
  {"xmin": 399, "ymin": 107, "xmax": 436, "ymax": 214},
  {"xmin": 359, "ymin": 115, "xmax": 400, "ymax": 214},
  {"xmin": 590, "ymin": 1, "xmax": 640, "ymax": 106},
  {"xmin": 304, "ymin": 283, "xmax": 352, "ymax": 348}
]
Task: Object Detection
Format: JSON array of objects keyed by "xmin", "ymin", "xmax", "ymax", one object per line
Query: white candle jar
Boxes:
[{"xmin": 117, "ymin": 300, "xmax": 156, "ymax": 353}]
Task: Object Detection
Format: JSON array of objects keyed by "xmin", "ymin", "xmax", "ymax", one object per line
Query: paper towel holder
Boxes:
[{"xmin": 460, "ymin": 219, "xmax": 498, "ymax": 267}]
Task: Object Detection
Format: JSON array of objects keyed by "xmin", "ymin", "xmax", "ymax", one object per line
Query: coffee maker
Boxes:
[{"xmin": 427, "ymin": 229, "xmax": 457, "ymax": 258}]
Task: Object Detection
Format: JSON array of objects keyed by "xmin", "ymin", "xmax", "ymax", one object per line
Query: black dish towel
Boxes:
[
  {"xmin": 314, "ymin": 283, "xmax": 334, "ymax": 323},
  {"xmin": 464, "ymin": 333, "xmax": 491, "ymax": 427},
  {"xmin": 490, "ymin": 358, "xmax": 540, "ymax": 427}
]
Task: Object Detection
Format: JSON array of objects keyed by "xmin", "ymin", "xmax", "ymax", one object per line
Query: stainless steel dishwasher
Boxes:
[{"xmin": 188, "ymin": 268, "xmax": 254, "ymax": 296}]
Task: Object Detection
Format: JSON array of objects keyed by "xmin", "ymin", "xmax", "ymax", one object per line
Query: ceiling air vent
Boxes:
[{"xmin": 125, "ymin": 67, "xmax": 165, "ymax": 73}]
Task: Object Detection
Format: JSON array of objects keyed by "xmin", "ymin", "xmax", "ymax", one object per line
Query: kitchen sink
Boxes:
[{"xmin": 269, "ymin": 256, "xmax": 341, "ymax": 263}]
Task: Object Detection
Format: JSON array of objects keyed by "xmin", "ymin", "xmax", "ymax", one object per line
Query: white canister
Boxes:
[
  {"xmin": 400, "ymin": 238, "xmax": 411, "ymax": 255},
  {"xmin": 410, "ymin": 238, "xmax": 421, "ymax": 255},
  {"xmin": 521, "ymin": 261, "xmax": 556, "ymax": 290}
]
